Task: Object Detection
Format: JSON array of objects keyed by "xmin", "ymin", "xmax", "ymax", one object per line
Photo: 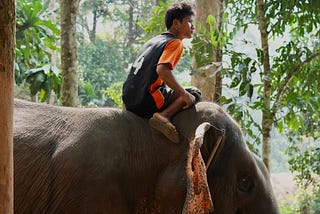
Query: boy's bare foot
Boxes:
[{"xmin": 149, "ymin": 113, "xmax": 179, "ymax": 143}]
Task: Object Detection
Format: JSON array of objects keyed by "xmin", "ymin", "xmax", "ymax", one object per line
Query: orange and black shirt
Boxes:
[{"xmin": 122, "ymin": 33, "xmax": 183, "ymax": 117}]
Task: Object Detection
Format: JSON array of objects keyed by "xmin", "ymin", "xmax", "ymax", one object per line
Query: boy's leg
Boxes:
[
  {"xmin": 162, "ymin": 86, "xmax": 202, "ymax": 109},
  {"xmin": 149, "ymin": 97, "xmax": 186, "ymax": 143},
  {"xmin": 157, "ymin": 96, "xmax": 186, "ymax": 120},
  {"xmin": 157, "ymin": 86, "xmax": 201, "ymax": 120},
  {"xmin": 149, "ymin": 86, "xmax": 201, "ymax": 143}
]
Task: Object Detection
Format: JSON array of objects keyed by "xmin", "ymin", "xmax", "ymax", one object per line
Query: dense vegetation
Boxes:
[{"xmin": 15, "ymin": 0, "xmax": 319, "ymax": 212}]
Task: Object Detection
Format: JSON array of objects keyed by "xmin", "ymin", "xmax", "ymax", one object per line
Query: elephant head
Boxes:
[{"xmin": 174, "ymin": 102, "xmax": 280, "ymax": 214}]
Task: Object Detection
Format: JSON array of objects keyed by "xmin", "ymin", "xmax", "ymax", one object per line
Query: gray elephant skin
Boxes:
[{"xmin": 14, "ymin": 99, "xmax": 280, "ymax": 214}]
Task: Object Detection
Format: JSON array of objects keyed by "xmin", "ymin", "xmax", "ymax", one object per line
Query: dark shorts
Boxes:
[{"xmin": 126, "ymin": 86, "xmax": 202, "ymax": 119}]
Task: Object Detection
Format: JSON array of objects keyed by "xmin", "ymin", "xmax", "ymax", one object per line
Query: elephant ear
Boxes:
[{"xmin": 182, "ymin": 122, "xmax": 215, "ymax": 214}]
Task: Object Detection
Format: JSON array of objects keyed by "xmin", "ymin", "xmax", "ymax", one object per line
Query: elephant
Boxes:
[{"xmin": 13, "ymin": 99, "xmax": 280, "ymax": 214}]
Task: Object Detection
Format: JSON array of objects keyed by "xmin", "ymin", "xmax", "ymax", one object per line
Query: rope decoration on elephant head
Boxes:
[
  {"xmin": 205, "ymin": 128, "xmax": 225, "ymax": 171},
  {"xmin": 182, "ymin": 122, "xmax": 225, "ymax": 214}
]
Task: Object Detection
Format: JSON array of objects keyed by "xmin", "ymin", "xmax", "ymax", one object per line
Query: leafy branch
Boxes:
[{"xmin": 271, "ymin": 50, "xmax": 320, "ymax": 115}]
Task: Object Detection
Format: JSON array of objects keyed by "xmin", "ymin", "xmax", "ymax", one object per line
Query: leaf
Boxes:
[
  {"xmin": 30, "ymin": 1, "xmax": 42, "ymax": 19},
  {"xmin": 42, "ymin": 64, "xmax": 51, "ymax": 74},
  {"xmin": 244, "ymin": 57, "xmax": 251, "ymax": 66},
  {"xmin": 230, "ymin": 76, "xmax": 240, "ymax": 88},
  {"xmin": 290, "ymin": 116, "xmax": 300, "ymax": 132},
  {"xmin": 220, "ymin": 96, "xmax": 233, "ymax": 105},
  {"xmin": 247, "ymin": 83, "xmax": 254, "ymax": 99},
  {"xmin": 206, "ymin": 15, "xmax": 216, "ymax": 25},
  {"xmin": 28, "ymin": 67, "xmax": 44, "ymax": 74},
  {"xmin": 239, "ymin": 82, "xmax": 249, "ymax": 96},
  {"xmin": 51, "ymin": 65, "xmax": 60, "ymax": 76},
  {"xmin": 27, "ymin": 71, "xmax": 46, "ymax": 96},
  {"xmin": 277, "ymin": 120, "xmax": 283, "ymax": 133},
  {"xmin": 255, "ymin": 48, "xmax": 264, "ymax": 64},
  {"xmin": 36, "ymin": 20, "xmax": 60, "ymax": 34}
]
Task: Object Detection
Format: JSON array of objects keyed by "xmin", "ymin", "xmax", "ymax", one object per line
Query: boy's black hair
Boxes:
[{"xmin": 165, "ymin": 2, "xmax": 195, "ymax": 29}]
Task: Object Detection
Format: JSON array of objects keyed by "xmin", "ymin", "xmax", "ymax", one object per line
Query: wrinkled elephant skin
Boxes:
[{"xmin": 14, "ymin": 99, "xmax": 280, "ymax": 214}]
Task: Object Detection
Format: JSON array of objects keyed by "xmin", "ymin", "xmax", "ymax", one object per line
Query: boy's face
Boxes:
[{"xmin": 174, "ymin": 15, "xmax": 195, "ymax": 40}]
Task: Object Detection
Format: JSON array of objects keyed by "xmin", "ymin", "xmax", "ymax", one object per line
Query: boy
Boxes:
[{"xmin": 122, "ymin": 2, "xmax": 201, "ymax": 143}]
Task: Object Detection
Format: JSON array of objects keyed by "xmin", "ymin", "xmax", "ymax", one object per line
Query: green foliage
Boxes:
[
  {"xmin": 279, "ymin": 202, "xmax": 299, "ymax": 214},
  {"xmin": 16, "ymin": 0, "xmax": 61, "ymax": 102},
  {"xmin": 282, "ymin": 132, "xmax": 320, "ymax": 212},
  {"xmin": 221, "ymin": 0, "xmax": 320, "ymax": 166},
  {"xmin": 78, "ymin": 0, "xmax": 113, "ymax": 43},
  {"xmin": 191, "ymin": 12, "xmax": 233, "ymax": 69},
  {"xmin": 76, "ymin": 0, "xmax": 157, "ymax": 106},
  {"xmin": 264, "ymin": 0, "xmax": 320, "ymax": 38},
  {"xmin": 219, "ymin": 49, "xmax": 262, "ymax": 151},
  {"xmin": 296, "ymin": 188, "xmax": 320, "ymax": 213},
  {"xmin": 273, "ymin": 39, "xmax": 320, "ymax": 139},
  {"xmin": 286, "ymin": 140, "xmax": 320, "ymax": 189},
  {"xmin": 102, "ymin": 82, "xmax": 124, "ymax": 108},
  {"xmin": 224, "ymin": 50, "xmax": 258, "ymax": 98},
  {"xmin": 77, "ymin": 38, "xmax": 129, "ymax": 106},
  {"xmin": 311, "ymin": 188, "xmax": 320, "ymax": 212},
  {"xmin": 79, "ymin": 0, "xmax": 112, "ymax": 17},
  {"xmin": 279, "ymin": 188, "xmax": 320, "ymax": 214},
  {"xmin": 138, "ymin": 1, "xmax": 171, "ymax": 40},
  {"xmin": 78, "ymin": 80, "xmax": 96, "ymax": 106},
  {"xmin": 81, "ymin": 0, "xmax": 155, "ymax": 45},
  {"xmin": 25, "ymin": 65, "xmax": 61, "ymax": 102}
]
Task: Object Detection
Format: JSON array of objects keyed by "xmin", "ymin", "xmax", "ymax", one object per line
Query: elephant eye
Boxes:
[{"xmin": 238, "ymin": 176, "xmax": 255, "ymax": 193}]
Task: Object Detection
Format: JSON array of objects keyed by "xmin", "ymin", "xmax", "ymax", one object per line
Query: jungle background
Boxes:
[{"xmin": 11, "ymin": 0, "xmax": 320, "ymax": 213}]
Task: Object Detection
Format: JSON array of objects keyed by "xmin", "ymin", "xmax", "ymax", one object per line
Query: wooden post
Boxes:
[{"xmin": 0, "ymin": 0, "xmax": 15, "ymax": 213}]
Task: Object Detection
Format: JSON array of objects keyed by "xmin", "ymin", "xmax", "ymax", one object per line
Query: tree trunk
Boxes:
[
  {"xmin": 127, "ymin": 4, "xmax": 135, "ymax": 47},
  {"xmin": 0, "ymin": 0, "xmax": 15, "ymax": 213},
  {"xmin": 82, "ymin": 9, "xmax": 97, "ymax": 43},
  {"xmin": 257, "ymin": 0, "xmax": 272, "ymax": 171},
  {"xmin": 60, "ymin": 0, "xmax": 80, "ymax": 107},
  {"xmin": 47, "ymin": 0, "xmax": 59, "ymax": 104},
  {"xmin": 88, "ymin": 10, "xmax": 97, "ymax": 43},
  {"xmin": 192, "ymin": 0, "xmax": 223, "ymax": 103}
]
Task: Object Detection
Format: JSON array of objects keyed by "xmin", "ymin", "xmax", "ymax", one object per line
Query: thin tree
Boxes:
[
  {"xmin": 60, "ymin": 0, "xmax": 80, "ymax": 106},
  {"xmin": 256, "ymin": 0, "xmax": 272, "ymax": 170},
  {"xmin": 0, "ymin": 0, "xmax": 15, "ymax": 212}
]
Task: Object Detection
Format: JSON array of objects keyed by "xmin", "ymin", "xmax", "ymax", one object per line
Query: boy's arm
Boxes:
[{"xmin": 157, "ymin": 63, "xmax": 195, "ymax": 109}]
